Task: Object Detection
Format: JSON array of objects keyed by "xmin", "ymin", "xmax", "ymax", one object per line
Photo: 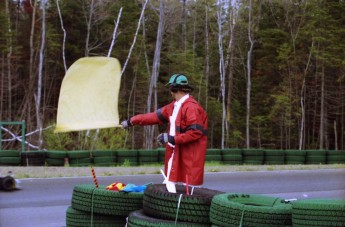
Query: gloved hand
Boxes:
[
  {"xmin": 157, "ymin": 133, "xmax": 175, "ymax": 145},
  {"xmin": 121, "ymin": 119, "xmax": 132, "ymax": 129}
]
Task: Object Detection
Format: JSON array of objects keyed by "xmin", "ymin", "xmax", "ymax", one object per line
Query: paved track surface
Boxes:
[{"xmin": 0, "ymin": 169, "xmax": 344, "ymax": 227}]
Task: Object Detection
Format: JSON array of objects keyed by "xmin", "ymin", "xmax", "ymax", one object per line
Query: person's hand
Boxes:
[
  {"xmin": 157, "ymin": 133, "xmax": 175, "ymax": 145},
  {"xmin": 121, "ymin": 119, "xmax": 132, "ymax": 129}
]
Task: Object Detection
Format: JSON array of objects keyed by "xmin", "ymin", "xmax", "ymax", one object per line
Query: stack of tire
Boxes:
[
  {"xmin": 242, "ymin": 149, "xmax": 264, "ymax": 165},
  {"xmin": 21, "ymin": 150, "xmax": 46, "ymax": 166},
  {"xmin": 116, "ymin": 150, "xmax": 138, "ymax": 166},
  {"xmin": 46, "ymin": 150, "xmax": 66, "ymax": 166},
  {"xmin": 66, "ymin": 184, "xmax": 144, "ymax": 227},
  {"xmin": 127, "ymin": 184, "xmax": 223, "ymax": 226},
  {"xmin": 327, "ymin": 150, "xmax": 345, "ymax": 164},
  {"xmin": 221, "ymin": 148, "xmax": 242, "ymax": 165},
  {"xmin": 284, "ymin": 150, "xmax": 306, "ymax": 164},
  {"xmin": 306, "ymin": 150, "xmax": 326, "ymax": 164},
  {"xmin": 264, "ymin": 149, "xmax": 285, "ymax": 165},
  {"xmin": 157, "ymin": 147, "xmax": 165, "ymax": 164},
  {"xmin": 292, "ymin": 198, "xmax": 345, "ymax": 226},
  {"xmin": 93, "ymin": 150, "xmax": 117, "ymax": 166},
  {"xmin": 210, "ymin": 193, "xmax": 293, "ymax": 226},
  {"xmin": 206, "ymin": 148, "xmax": 222, "ymax": 163},
  {"xmin": 138, "ymin": 149, "xmax": 159, "ymax": 165},
  {"xmin": 0, "ymin": 150, "xmax": 21, "ymax": 166},
  {"xmin": 68, "ymin": 150, "xmax": 92, "ymax": 167}
]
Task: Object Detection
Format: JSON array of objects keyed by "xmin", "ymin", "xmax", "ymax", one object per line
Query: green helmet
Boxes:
[{"xmin": 167, "ymin": 74, "xmax": 189, "ymax": 86}]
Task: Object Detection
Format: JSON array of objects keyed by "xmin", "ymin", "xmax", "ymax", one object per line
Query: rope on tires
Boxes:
[
  {"xmin": 90, "ymin": 188, "xmax": 96, "ymax": 227},
  {"xmin": 174, "ymin": 193, "xmax": 183, "ymax": 225},
  {"xmin": 239, "ymin": 205, "xmax": 246, "ymax": 227}
]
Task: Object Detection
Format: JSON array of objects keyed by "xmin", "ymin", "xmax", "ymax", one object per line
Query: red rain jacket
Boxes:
[{"xmin": 131, "ymin": 96, "xmax": 208, "ymax": 186}]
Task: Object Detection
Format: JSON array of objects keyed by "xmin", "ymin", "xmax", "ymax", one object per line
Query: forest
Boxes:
[{"xmin": 0, "ymin": 0, "xmax": 344, "ymax": 151}]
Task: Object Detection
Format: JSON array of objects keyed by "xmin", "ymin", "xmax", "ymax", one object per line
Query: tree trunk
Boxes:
[
  {"xmin": 146, "ymin": 0, "xmax": 165, "ymax": 149},
  {"xmin": 319, "ymin": 62, "xmax": 325, "ymax": 149},
  {"xmin": 36, "ymin": 0, "xmax": 47, "ymax": 149},
  {"xmin": 56, "ymin": 0, "xmax": 67, "ymax": 72},
  {"xmin": 217, "ymin": 0, "xmax": 226, "ymax": 149},
  {"xmin": 204, "ymin": 3, "xmax": 210, "ymax": 111},
  {"xmin": 246, "ymin": 0, "xmax": 254, "ymax": 149},
  {"xmin": 84, "ymin": 0, "xmax": 94, "ymax": 57}
]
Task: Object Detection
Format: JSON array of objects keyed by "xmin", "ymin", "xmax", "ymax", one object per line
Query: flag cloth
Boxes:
[{"xmin": 55, "ymin": 57, "xmax": 121, "ymax": 133}]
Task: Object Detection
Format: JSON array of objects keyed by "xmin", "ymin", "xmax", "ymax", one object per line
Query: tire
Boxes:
[
  {"xmin": 92, "ymin": 150, "xmax": 116, "ymax": 157},
  {"xmin": 93, "ymin": 156, "xmax": 116, "ymax": 166},
  {"xmin": 206, "ymin": 155, "xmax": 222, "ymax": 162},
  {"xmin": 0, "ymin": 157, "xmax": 21, "ymax": 165},
  {"xmin": 210, "ymin": 193, "xmax": 292, "ymax": 227},
  {"xmin": 46, "ymin": 150, "xmax": 67, "ymax": 159},
  {"xmin": 305, "ymin": 155, "xmax": 326, "ymax": 164},
  {"xmin": 66, "ymin": 206, "xmax": 126, "ymax": 227},
  {"xmin": 0, "ymin": 176, "xmax": 16, "ymax": 191},
  {"xmin": 46, "ymin": 158, "xmax": 65, "ymax": 166},
  {"xmin": 69, "ymin": 158, "xmax": 92, "ymax": 166},
  {"xmin": 68, "ymin": 150, "xmax": 91, "ymax": 159},
  {"xmin": 285, "ymin": 155, "xmax": 305, "ymax": 164},
  {"xmin": 264, "ymin": 149, "xmax": 285, "ymax": 156},
  {"xmin": 222, "ymin": 154, "xmax": 242, "ymax": 161},
  {"xmin": 0, "ymin": 150, "xmax": 20, "ymax": 157},
  {"xmin": 71, "ymin": 184, "xmax": 144, "ymax": 216},
  {"xmin": 127, "ymin": 209, "xmax": 210, "ymax": 227},
  {"xmin": 143, "ymin": 184, "xmax": 223, "ymax": 224},
  {"xmin": 206, "ymin": 149, "xmax": 222, "ymax": 155},
  {"xmin": 327, "ymin": 155, "xmax": 345, "ymax": 164},
  {"xmin": 292, "ymin": 199, "xmax": 345, "ymax": 227},
  {"xmin": 222, "ymin": 148, "xmax": 242, "ymax": 155}
]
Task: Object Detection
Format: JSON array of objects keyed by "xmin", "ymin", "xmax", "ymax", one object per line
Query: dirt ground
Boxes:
[{"xmin": 1, "ymin": 164, "xmax": 344, "ymax": 178}]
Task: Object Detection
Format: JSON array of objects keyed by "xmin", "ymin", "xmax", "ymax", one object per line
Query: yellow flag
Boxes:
[{"xmin": 55, "ymin": 57, "xmax": 121, "ymax": 133}]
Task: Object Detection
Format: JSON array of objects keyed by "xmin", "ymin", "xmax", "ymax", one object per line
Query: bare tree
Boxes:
[
  {"xmin": 146, "ymin": 0, "xmax": 166, "ymax": 149},
  {"xmin": 217, "ymin": 0, "xmax": 226, "ymax": 149},
  {"xmin": 36, "ymin": 0, "xmax": 47, "ymax": 149},
  {"xmin": 246, "ymin": 0, "xmax": 255, "ymax": 149},
  {"xmin": 204, "ymin": 2, "xmax": 210, "ymax": 111},
  {"xmin": 56, "ymin": 0, "xmax": 67, "ymax": 72}
]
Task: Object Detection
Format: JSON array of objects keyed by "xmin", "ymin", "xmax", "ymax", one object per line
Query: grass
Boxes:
[{"xmin": 0, "ymin": 163, "xmax": 344, "ymax": 179}]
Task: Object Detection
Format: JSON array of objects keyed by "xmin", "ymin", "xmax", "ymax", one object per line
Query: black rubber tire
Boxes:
[
  {"xmin": 0, "ymin": 157, "xmax": 21, "ymax": 165},
  {"xmin": 93, "ymin": 156, "xmax": 116, "ymax": 166},
  {"xmin": 222, "ymin": 154, "xmax": 242, "ymax": 161},
  {"xmin": 292, "ymin": 199, "xmax": 345, "ymax": 227},
  {"xmin": 71, "ymin": 184, "xmax": 144, "ymax": 216},
  {"xmin": 0, "ymin": 150, "xmax": 20, "ymax": 157},
  {"xmin": 116, "ymin": 150, "xmax": 138, "ymax": 157},
  {"xmin": 46, "ymin": 150, "xmax": 67, "ymax": 159},
  {"xmin": 127, "ymin": 209, "xmax": 211, "ymax": 227},
  {"xmin": 206, "ymin": 149, "xmax": 222, "ymax": 155},
  {"xmin": 284, "ymin": 150, "xmax": 307, "ymax": 156},
  {"xmin": 222, "ymin": 149, "xmax": 242, "ymax": 155},
  {"xmin": 92, "ymin": 150, "xmax": 116, "ymax": 157},
  {"xmin": 68, "ymin": 150, "xmax": 91, "ymax": 159},
  {"xmin": 69, "ymin": 158, "xmax": 92, "ymax": 166},
  {"xmin": 264, "ymin": 149, "xmax": 285, "ymax": 156},
  {"xmin": 242, "ymin": 149, "xmax": 264, "ymax": 156},
  {"xmin": 143, "ymin": 184, "xmax": 223, "ymax": 224},
  {"xmin": 305, "ymin": 155, "xmax": 326, "ymax": 164},
  {"xmin": 0, "ymin": 176, "xmax": 16, "ymax": 191},
  {"xmin": 210, "ymin": 193, "xmax": 292, "ymax": 227},
  {"xmin": 66, "ymin": 206, "xmax": 126, "ymax": 227},
  {"xmin": 46, "ymin": 158, "xmax": 65, "ymax": 166},
  {"xmin": 206, "ymin": 155, "xmax": 222, "ymax": 162}
]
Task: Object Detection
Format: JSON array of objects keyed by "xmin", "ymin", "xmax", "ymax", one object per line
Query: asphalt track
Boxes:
[{"xmin": 0, "ymin": 169, "xmax": 344, "ymax": 227}]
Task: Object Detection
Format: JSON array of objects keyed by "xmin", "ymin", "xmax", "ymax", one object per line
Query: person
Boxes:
[{"xmin": 121, "ymin": 73, "xmax": 208, "ymax": 193}]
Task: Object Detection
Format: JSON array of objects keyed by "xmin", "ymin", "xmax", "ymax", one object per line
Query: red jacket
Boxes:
[{"xmin": 131, "ymin": 96, "xmax": 208, "ymax": 185}]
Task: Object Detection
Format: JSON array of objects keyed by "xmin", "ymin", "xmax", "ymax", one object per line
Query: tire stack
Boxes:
[
  {"xmin": 206, "ymin": 149, "xmax": 222, "ymax": 163},
  {"xmin": 46, "ymin": 150, "xmax": 66, "ymax": 166},
  {"xmin": 221, "ymin": 148, "xmax": 242, "ymax": 165},
  {"xmin": 138, "ymin": 149, "xmax": 159, "ymax": 165},
  {"xmin": 116, "ymin": 150, "xmax": 138, "ymax": 166},
  {"xmin": 157, "ymin": 148, "xmax": 165, "ymax": 164},
  {"xmin": 292, "ymin": 198, "xmax": 345, "ymax": 226},
  {"xmin": 0, "ymin": 150, "xmax": 21, "ymax": 166},
  {"xmin": 210, "ymin": 193, "xmax": 293, "ymax": 227},
  {"xmin": 21, "ymin": 150, "xmax": 46, "ymax": 166},
  {"xmin": 284, "ymin": 150, "xmax": 306, "ymax": 164},
  {"xmin": 66, "ymin": 184, "xmax": 144, "ymax": 227},
  {"xmin": 305, "ymin": 150, "xmax": 326, "ymax": 164},
  {"xmin": 127, "ymin": 184, "xmax": 223, "ymax": 226},
  {"xmin": 68, "ymin": 150, "xmax": 92, "ymax": 167},
  {"xmin": 327, "ymin": 150, "xmax": 345, "ymax": 164},
  {"xmin": 93, "ymin": 150, "xmax": 117, "ymax": 166},
  {"xmin": 264, "ymin": 149, "xmax": 285, "ymax": 165},
  {"xmin": 242, "ymin": 149, "xmax": 264, "ymax": 165}
]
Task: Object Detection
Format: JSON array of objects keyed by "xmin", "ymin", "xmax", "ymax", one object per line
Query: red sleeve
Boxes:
[{"xmin": 130, "ymin": 103, "xmax": 173, "ymax": 126}]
